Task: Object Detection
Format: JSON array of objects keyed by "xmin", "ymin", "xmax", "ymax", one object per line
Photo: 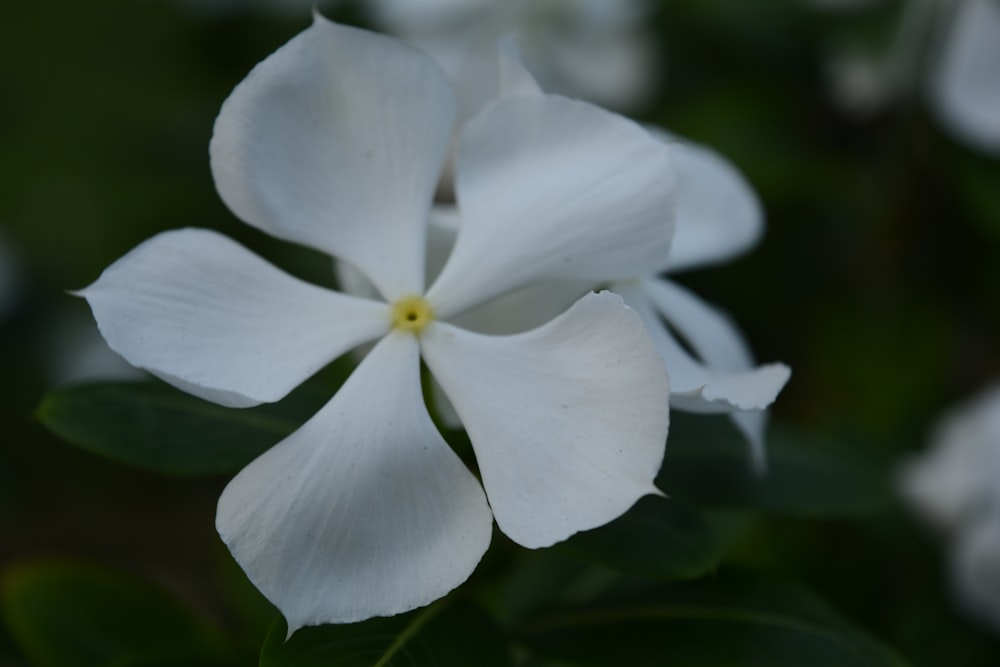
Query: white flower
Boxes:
[
  {"xmin": 928, "ymin": 0, "xmax": 1000, "ymax": 155},
  {"xmin": 824, "ymin": 0, "xmax": 1000, "ymax": 156},
  {"xmin": 899, "ymin": 383, "xmax": 1000, "ymax": 631},
  {"xmin": 363, "ymin": 43, "xmax": 790, "ymax": 472},
  {"xmin": 79, "ymin": 16, "xmax": 675, "ymax": 631},
  {"xmin": 364, "ymin": 0, "xmax": 662, "ymax": 112}
]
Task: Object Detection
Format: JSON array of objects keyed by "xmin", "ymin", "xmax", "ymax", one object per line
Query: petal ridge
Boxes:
[{"xmin": 426, "ymin": 94, "xmax": 674, "ymax": 318}]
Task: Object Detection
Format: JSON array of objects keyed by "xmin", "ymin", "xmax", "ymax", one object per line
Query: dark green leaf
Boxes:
[
  {"xmin": 35, "ymin": 378, "xmax": 330, "ymax": 476},
  {"xmin": 0, "ymin": 560, "xmax": 230, "ymax": 667},
  {"xmin": 560, "ymin": 496, "xmax": 721, "ymax": 580},
  {"xmin": 259, "ymin": 602, "xmax": 511, "ymax": 667},
  {"xmin": 518, "ymin": 572, "xmax": 911, "ymax": 667},
  {"xmin": 658, "ymin": 415, "xmax": 891, "ymax": 516}
]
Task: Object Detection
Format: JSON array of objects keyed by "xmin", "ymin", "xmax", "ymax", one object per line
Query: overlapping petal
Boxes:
[
  {"xmin": 425, "ymin": 94, "xmax": 674, "ymax": 318},
  {"xmin": 209, "ymin": 14, "xmax": 456, "ymax": 299},
  {"xmin": 619, "ymin": 279, "xmax": 789, "ymax": 408},
  {"xmin": 643, "ymin": 279, "xmax": 783, "ymax": 381},
  {"xmin": 420, "ymin": 291, "xmax": 668, "ymax": 548},
  {"xmin": 665, "ymin": 139, "xmax": 764, "ymax": 273},
  {"xmin": 421, "ymin": 208, "xmax": 587, "ymax": 334},
  {"xmin": 495, "ymin": 34, "xmax": 543, "ymax": 99},
  {"xmin": 614, "ymin": 279, "xmax": 789, "ymax": 470},
  {"xmin": 929, "ymin": 0, "xmax": 1000, "ymax": 156},
  {"xmin": 216, "ymin": 333, "xmax": 493, "ymax": 631},
  {"xmin": 80, "ymin": 228, "xmax": 389, "ymax": 408}
]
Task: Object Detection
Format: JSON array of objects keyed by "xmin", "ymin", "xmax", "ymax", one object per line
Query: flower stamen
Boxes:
[{"xmin": 390, "ymin": 295, "xmax": 434, "ymax": 334}]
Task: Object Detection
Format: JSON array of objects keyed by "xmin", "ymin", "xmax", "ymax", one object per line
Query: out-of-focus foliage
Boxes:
[
  {"xmin": 0, "ymin": 560, "xmax": 236, "ymax": 667},
  {"xmin": 259, "ymin": 603, "xmax": 511, "ymax": 667},
  {"xmin": 3, "ymin": 0, "xmax": 1000, "ymax": 665}
]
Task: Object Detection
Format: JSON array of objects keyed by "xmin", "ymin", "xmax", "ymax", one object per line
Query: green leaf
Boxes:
[
  {"xmin": 259, "ymin": 602, "xmax": 511, "ymax": 667},
  {"xmin": 518, "ymin": 573, "xmax": 911, "ymax": 667},
  {"xmin": 0, "ymin": 560, "xmax": 231, "ymax": 667},
  {"xmin": 559, "ymin": 496, "xmax": 722, "ymax": 580},
  {"xmin": 35, "ymin": 378, "xmax": 330, "ymax": 476},
  {"xmin": 658, "ymin": 415, "xmax": 891, "ymax": 516}
]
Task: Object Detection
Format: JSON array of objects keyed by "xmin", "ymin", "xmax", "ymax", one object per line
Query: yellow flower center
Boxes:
[{"xmin": 390, "ymin": 295, "xmax": 434, "ymax": 334}]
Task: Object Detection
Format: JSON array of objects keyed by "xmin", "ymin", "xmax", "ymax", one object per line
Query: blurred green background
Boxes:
[{"xmin": 2, "ymin": 0, "xmax": 999, "ymax": 664}]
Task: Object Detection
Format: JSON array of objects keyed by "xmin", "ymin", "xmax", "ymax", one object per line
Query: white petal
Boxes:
[
  {"xmin": 643, "ymin": 279, "xmax": 791, "ymax": 402},
  {"xmin": 663, "ymin": 138, "xmax": 764, "ymax": 273},
  {"xmin": 209, "ymin": 14, "xmax": 455, "ymax": 300},
  {"xmin": 335, "ymin": 206, "xmax": 460, "ymax": 303},
  {"xmin": 615, "ymin": 279, "xmax": 790, "ymax": 471},
  {"xmin": 217, "ymin": 333, "xmax": 493, "ymax": 631},
  {"xmin": 730, "ymin": 409, "xmax": 772, "ymax": 473},
  {"xmin": 418, "ymin": 212, "xmax": 589, "ymax": 334},
  {"xmin": 420, "ymin": 291, "xmax": 669, "ymax": 548},
  {"xmin": 80, "ymin": 229, "xmax": 389, "ymax": 408},
  {"xmin": 366, "ymin": 0, "xmax": 493, "ymax": 34},
  {"xmin": 428, "ymin": 276, "xmax": 588, "ymax": 429},
  {"xmin": 929, "ymin": 0, "xmax": 1000, "ymax": 156},
  {"xmin": 618, "ymin": 279, "xmax": 789, "ymax": 409},
  {"xmin": 425, "ymin": 94, "xmax": 674, "ymax": 318},
  {"xmin": 448, "ymin": 280, "xmax": 589, "ymax": 336},
  {"xmin": 951, "ymin": 508, "xmax": 1000, "ymax": 631},
  {"xmin": 496, "ymin": 34, "xmax": 543, "ymax": 98},
  {"xmin": 535, "ymin": 12, "xmax": 660, "ymax": 110},
  {"xmin": 898, "ymin": 384, "xmax": 1000, "ymax": 530}
]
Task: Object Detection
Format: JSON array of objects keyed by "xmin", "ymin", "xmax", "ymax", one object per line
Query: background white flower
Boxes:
[
  {"xmin": 927, "ymin": 0, "xmax": 1000, "ymax": 156},
  {"xmin": 899, "ymin": 382, "xmax": 1000, "ymax": 632},
  {"xmin": 823, "ymin": 0, "xmax": 1000, "ymax": 156},
  {"xmin": 364, "ymin": 0, "xmax": 662, "ymax": 113},
  {"xmin": 80, "ymin": 16, "xmax": 674, "ymax": 632}
]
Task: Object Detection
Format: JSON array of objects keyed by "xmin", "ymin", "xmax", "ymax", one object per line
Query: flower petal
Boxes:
[
  {"xmin": 420, "ymin": 291, "xmax": 669, "ymax": 548},
  {"xmin": 615, "ymin": 279, "xmax": 790, "ymax": 471},
  {"xmin": 951, "ymin": 507, "xmax": 1000, "ymax": 631},
  {"xmin": 663, "ymin": 138, "xmax": 764, "ymax": 273},
  {"xmin": 644, "ymin": 278, "xmax": 785, "ymax": 380},
  {"xmin": 217, "ymin": 333, "xmax": 493, "ymax": 631},
  {"xmin": 334, "ymin": 206, "xmax": 460, "ymax": 303},
  {"xmin": 425, "ymin": 94, "xmax": 674, "ymax": 318},
  {"xmin": 495, "ymin": 34, "xmax": 544, "ymax": 98},
  {"xmin": 209, "ymin": 14, "xmax": 456, "ymax": 299},
  {"xmin": 536, "ymin": 8, "xmax": 661, "ymax": 110},
  {"xmin": 897, "ymin": 384, "xmax": 1000, "ymax": 530},
  {"xmin": 929, "ymin": 0, "xmax": 1000, "ymax": 156},
  {"xmin": 80, "ymin": 228, "xmax": 389, "ymax": 408}
]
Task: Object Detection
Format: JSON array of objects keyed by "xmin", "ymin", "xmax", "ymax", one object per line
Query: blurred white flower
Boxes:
[
  {"xmin": 81, "ymin": 16, "xmax": 675, "ymax": 632},
  {"xmin": 928, "ymin": 0, "xmax": 1000, "ymax": 155},
  {"xmin": 899, "ymin": 383, "xmax": 1000, "ymax": 631},
  {"xmin": 824, "ymin": 0, "xmax": 1000, "ymax": 156},
  {"xmin": 364, "ymin": 0, "xmax": 663, "ymax": 112}
]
